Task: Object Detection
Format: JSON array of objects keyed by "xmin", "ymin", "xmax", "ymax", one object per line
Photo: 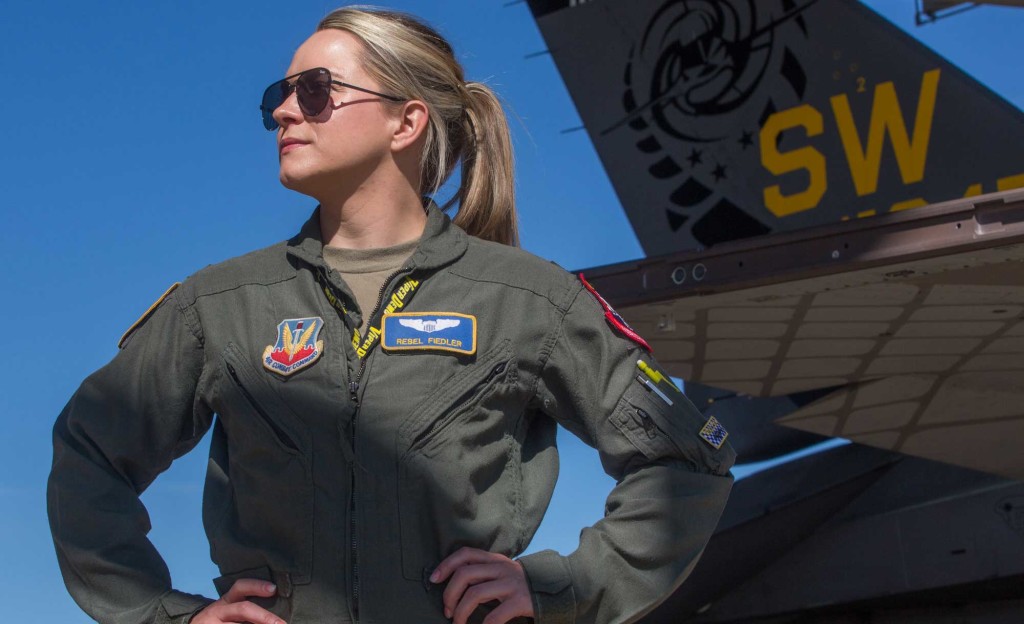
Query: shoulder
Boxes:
[
  {"xmin": 176, "ymin": 240, "xmax": 297, "ymax": 306},
  {"xmin": 448, "ymin": 236, "xmax": 583, "ymax": 311}
]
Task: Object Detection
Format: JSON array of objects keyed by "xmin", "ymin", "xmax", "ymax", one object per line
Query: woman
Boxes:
[{"xmin": 48, "ymin": 7, "xmax": 735, "ymax": 624}]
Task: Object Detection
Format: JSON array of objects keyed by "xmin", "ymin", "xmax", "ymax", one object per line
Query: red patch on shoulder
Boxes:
[{"xmin": 579, "ymin": 273, "xmax": 652, "ymax": 353}]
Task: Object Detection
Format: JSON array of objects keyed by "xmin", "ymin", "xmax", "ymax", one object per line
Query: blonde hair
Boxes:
[{"xmin": 317, "ymin": 6, "xmax": 519, "ymax": 246}]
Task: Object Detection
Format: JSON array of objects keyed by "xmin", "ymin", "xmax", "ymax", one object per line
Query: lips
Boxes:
[{"xmin": 279, "ymin": 138, "xmax": 310, "ymax": 154}]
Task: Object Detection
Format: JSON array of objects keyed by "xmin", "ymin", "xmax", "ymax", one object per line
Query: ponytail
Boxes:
[
  {"xmin": 317, "ymin": 7, "xmax": 520, "ymax": 246},
  {"xmin": 452, "ymin": 82, "xmax": 518, "ymax": 246}
]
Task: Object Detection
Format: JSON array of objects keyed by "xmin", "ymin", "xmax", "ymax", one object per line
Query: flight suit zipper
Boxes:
[{"xmin": 347, "ymin": 267, "xmax": 409, "ymax": 623}]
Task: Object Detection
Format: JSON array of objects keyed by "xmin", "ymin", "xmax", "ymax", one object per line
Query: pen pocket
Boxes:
[{"xmin": 610, "ymin": 375, "xmax": 730, "ymax": 475}]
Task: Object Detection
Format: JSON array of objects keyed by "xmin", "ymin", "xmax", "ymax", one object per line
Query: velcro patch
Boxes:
[
  {"xmin": 579, "ymin": 273, "xmax": 652, "ymax": 352},
  {"xmin": 262, "ymin": 317, "xmax": 325, "ymax": 376},
  {"xmin": 118, "ymin": 282, "xmax": 181, "ymax": 349},
  {"xmin": 699, "ymin": 416, "xmax": 729, "ymax": 449},
  {"xmin": 382, "ymin": 312, "xmax": 477, "ymax": 355}
]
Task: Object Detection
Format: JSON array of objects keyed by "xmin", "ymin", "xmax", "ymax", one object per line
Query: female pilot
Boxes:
[{"xmin": 48, "ymin": 6, "xmax": 734, "ymax": 624}]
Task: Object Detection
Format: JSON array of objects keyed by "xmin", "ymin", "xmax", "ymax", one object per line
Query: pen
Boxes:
[
  {"xmin": 636, "ymin": 360, "xmax": 680, "ymax": 393},
  {"xmin": 636, "ymin": 374, "xmax": 673, "ymax": 406}
]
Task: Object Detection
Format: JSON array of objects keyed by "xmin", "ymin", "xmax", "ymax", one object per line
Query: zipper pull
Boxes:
[
  {"xmin": 485, "ymin": 361, "xmax": 508, "ymax": 383},
  {"xmin": 349, "ymin": 381, "xmax": 360, "ymax": 405},
  {"xmin": 636, "ymin": 407, "xmax": 658, "ymax": 439}
]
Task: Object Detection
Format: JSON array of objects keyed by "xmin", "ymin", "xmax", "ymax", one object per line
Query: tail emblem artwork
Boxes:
[
  {"xmin": 262, "ymin": 317, "xmax": 325, "ymax": 376},
  {"xmin": 529, "ymin": 0, "xmax": 1024, "ymax": 255}
]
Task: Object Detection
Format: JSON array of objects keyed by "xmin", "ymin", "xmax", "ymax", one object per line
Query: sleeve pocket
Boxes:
[{"xmin": 610, "ymin": 379, "xmax": 735, "ymax": 476}]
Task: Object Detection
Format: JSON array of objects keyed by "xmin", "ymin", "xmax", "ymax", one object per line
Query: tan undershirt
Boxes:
[{"xmin": 322, "ymin": 238, "xmax": 419, "ymax": 331}]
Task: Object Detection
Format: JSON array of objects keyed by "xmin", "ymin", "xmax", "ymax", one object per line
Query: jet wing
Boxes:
[
  {"xmin": 648, "ymin": 444, "xmax": 1024, "ymax": 622},
  {"xmin": 582, "ymin": 189, "xmax": 1024, "ymax": 480}
]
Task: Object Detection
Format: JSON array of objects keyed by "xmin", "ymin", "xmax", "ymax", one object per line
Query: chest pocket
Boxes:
[
  {"xmin": 208, "ymin": 342, "xmax": 314, "ymax": 584},
  {"xmin": 395, "ymin": 339, "xmax": 527, "ymax": 581}
]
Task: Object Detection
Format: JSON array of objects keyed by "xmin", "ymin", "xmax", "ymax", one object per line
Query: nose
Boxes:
[{"xmin": 272, "ymin": 88, "xmax": 303, "ymax": 129}]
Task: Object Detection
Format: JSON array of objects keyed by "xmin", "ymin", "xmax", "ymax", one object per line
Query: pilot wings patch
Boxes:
[
  {"xmin": 382, "ymin": 312, "xmax": 476, "ymax": 355},
  {"xmin": 398, "ymin": 318, "xmax": 461, "ymax": 333}
]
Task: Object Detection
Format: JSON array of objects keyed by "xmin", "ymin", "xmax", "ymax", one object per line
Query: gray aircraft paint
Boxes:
[
  {"xmin": 527, "ymin": 0, "xmax": 1024, "ymax": 255},
  {"xmin": 527, "ymin": 3, "xmax": 1024, "ymax": 621}
]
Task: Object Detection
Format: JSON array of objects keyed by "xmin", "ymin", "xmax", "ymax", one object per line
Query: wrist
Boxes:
[
  {"xmin": 517, "ymin": 550, "xmax": 576, "ymax": 624},
  {"xmin": 154, "ymin": 590, "xmax": 215, "ymax": 624}
]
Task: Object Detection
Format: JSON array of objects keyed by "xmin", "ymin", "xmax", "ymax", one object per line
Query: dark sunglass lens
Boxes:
[
  {"xmin": 260, "ymin": 79, "xmax": 291, "ymax": 130},
  {"xmin": 296, "ymin": 69, "xmax": 331, "ymax": 117}
]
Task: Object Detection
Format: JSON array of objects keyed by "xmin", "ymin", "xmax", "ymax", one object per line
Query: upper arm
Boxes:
[{"xmin": 533, "ymin": 281, "xmax": 736, "ymax": 480}]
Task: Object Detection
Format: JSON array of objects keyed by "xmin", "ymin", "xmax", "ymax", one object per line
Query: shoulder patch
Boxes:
[
  {"xmin": 699, "ymin": 416, "xmax": 729, "ymax": 450},
  {"xmin": 118, "ymin": 282, "xmax": 181, "ymax": 349},
  {"xmin": 578, "ymin": 273, "xmax": 652, "ymax": 352}
]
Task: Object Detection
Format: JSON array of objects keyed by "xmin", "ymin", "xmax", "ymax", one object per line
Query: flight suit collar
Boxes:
[{"xmin": 285, "ymin": 199, "xmax": 469, "ymax": 272}]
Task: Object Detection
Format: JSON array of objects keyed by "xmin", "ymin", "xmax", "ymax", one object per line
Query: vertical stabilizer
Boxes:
[{"xmin": 527, "ymin": 0, "xmax": 1024, "ymax": 254}]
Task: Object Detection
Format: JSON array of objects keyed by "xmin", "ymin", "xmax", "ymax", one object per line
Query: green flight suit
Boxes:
[{"xmin": 48, "ymin": 204, "xmax": 735, "ymax": 624}]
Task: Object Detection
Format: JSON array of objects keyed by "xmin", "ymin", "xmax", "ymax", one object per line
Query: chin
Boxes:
[
  {"xmin": 280, "ymin": 169, "xmax": 337, "ymax": 205},
  {"xmin": 279, "ymin": 166, "xmax": 315, "ymax": 195}
]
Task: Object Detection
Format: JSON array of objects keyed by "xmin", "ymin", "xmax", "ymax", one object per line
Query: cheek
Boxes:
[
  {"xmin": 278, "ymin": 108, "xmax": 394, "ymax": 180},
  {"xmin": 322, "ymin": 130, "xmax": 390, "ymax": 174},
  {"xmin": 333, "ymin": 106, "xmax": 394, "ymax": 150}
]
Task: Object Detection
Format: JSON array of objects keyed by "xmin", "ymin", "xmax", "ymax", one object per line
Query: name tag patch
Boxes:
[{"xmin": 382, "ymin": 312, "xmax": 477, "ymax": 355}]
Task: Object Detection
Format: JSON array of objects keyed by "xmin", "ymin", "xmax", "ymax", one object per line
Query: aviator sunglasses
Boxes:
[{"xmin": 260, "ymin": 67, "xmax": 405, "ymax": 131}]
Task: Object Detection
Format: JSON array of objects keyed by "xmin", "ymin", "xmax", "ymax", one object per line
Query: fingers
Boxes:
[
  {"xmin": 431, "ymin": 546, "xmax": 505, "ymax": 583},
  {"xmin": 191, "ymin": 578, "xmax": 285, "ymax": 624},
  {"xmin": 482, "ymin": 597, "xmax": 534, "ymax": 624},
  {"xmin": 222, "ymin": 578, "xmax": 278, "ymax": 603},
  {"xmin": 431, "ymin": 548, "xmax": 535, "ymax": 624},
  {"xmin": 443, "ymin": 563, "xmax": 505, "ymax": 617},
  {"xmin": 451, "ymin": 579, "xmax": 514, "ymax": 624},
  {"xmin": 218, "ymin": 600, "xmax": 286, "ymax": 624},
  {"xmin": 191, "ymin": 599, "xmax": 286, "ymax": 624}
]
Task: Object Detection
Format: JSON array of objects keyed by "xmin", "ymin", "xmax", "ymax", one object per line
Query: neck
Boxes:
[{"xmin": 318, "ymin": 182, "xmax": 427, "ymax": 250}]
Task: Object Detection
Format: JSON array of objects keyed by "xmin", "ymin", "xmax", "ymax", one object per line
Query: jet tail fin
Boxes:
[{"xmin": 526, "ymin": 0, "xmax": 1024, "ymax": 255}]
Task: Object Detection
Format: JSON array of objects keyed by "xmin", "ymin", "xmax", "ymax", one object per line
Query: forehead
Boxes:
[{"xmin": 286, "ymin": 29, "xmax": 368, "ymax": 80}]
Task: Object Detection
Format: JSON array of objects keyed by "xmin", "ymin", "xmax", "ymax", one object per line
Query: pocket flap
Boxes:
[
  {"xmin": 158, "ymin": 591, "xmax": 212, "ymax": 618},
  {"xmin": 213, "ymin": 565, "xmax": 293, "ymax": 598}
]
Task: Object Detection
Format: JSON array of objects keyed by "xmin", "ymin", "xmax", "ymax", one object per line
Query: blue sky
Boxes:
[{"xmin": 2, "ymin": 1, "xmax": 1022, "ymax": 621}]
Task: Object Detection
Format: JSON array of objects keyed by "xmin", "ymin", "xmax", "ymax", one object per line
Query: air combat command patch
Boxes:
[{"xmin": 262, "ymin": 317, "xmax": 325, "ymax": 376}]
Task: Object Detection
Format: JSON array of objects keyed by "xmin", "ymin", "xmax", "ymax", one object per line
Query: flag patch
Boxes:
[{"xmin": 699, "ymin": 416, "xmax": 729, "ymax": 449}]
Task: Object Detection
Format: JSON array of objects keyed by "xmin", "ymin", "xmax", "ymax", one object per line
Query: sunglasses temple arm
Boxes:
[{"xmin": 333, "ymin": 81, "xmax": 404, "ymax": 102}]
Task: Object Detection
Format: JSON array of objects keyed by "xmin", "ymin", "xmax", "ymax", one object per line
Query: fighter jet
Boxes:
[{"xmin": 523, "ymin": 0, "xmax": 1024, "ymax": 621}]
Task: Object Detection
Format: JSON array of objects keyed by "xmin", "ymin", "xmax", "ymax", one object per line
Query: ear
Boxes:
[{"xmin": 391, "ymin": 99, "xmax": 430, "ymax": 153}]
